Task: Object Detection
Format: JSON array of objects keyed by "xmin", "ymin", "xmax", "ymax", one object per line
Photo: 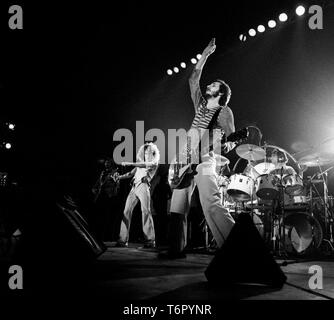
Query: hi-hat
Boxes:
[
  {"xmin": 236, "ymin": 144, "xmax": 265, "ymax": 161},
  {"xmin": 215, "ymin": 154, "xmax": 230, "ymax": 166}
]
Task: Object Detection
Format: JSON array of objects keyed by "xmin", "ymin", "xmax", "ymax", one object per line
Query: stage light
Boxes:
[
  {"xmin": 268, "ymin": 20, "xmax": 277, "ymax": 28},
  {"xmin": 167, "ymin": 69, "xmax": 173, "ymax": 75},
  {"xmin": 180, "ymin": 62, "xmax": 186, "ymax": 68},
  {"xmin": 191, "ymin": 58, "xmax": 197, "ymax": 64},
  {"xmin": 279, "ymin": 13, "xmax": 288, "ymax": 22},
  {"xmin": 296, "ymin": 5, "xmax": 306, "ymax": 16},
  {"xmin": 239, "ymin": 34, "xmax": 246, "ymax": 41},
  {"xmin": 248, "ymin": 29, "xmax": 256, "ymax": 37},
  {"xmin": 173, "ymin": 67, "xmax": 179, "ymax": 73},
  {"xmin": 257, "ymin": 25, "xmax": 265, "ymax": 33},
  {"xmin": 8, "ymin": 123, "xmax": 15, "ymax": 130},
  {"xmin": 196, "ymin": 54, "xmax": 202, "ymax": 60},
  {"xmin": 5, "ymin": 143, "xmax": 11, "ymax": 150}
]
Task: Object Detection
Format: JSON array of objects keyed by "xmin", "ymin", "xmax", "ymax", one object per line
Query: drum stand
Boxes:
[
  {"xmin": 276, "ymin": 167, "xmax": 334, "ymax": 264},
  {"xmin": 271, "ymin": 170, "xmax": 289, "ymax": 259},
  {"xmin": 309, "ymin": 167, "xmax": 334, "ymax": 253}
]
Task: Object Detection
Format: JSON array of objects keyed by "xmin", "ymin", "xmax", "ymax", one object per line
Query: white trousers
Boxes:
[
  {"xmin": 169, "ymin": 157, "xmax": 235, "ymax": 250},
  {"xmin": 119, "ymin": 182, "xmax": 155, "ymax": 243}
]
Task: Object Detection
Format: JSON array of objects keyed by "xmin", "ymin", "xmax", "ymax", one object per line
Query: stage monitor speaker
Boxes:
[
  {"xmin": 205, "ymin": 212, "xmax": 287, "ymax": 288},
  {"xmin": 55, "ymin": 202, "xmax": 106, "ymax": 260},
  {"xmin": 16, "ymin": 198, "xmax": 106, "ymax": 262}
]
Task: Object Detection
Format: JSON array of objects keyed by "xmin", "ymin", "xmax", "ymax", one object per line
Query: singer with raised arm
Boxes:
[
  {"xmin": 116, "ymin": 142, "xmax": 160, "ymax": 248},
  {"xmin": 162, "ymin": 38, "xmax": 237, "ymax": 259}
]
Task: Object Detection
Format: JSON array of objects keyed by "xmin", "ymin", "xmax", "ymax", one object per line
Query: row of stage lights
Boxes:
[
  {"xmin": 167, "ymin": 54, "xmax": 202, "ymax": 76},
  {"xmin": 167, "ymin": 5, "xmax": 307, "ymax": 75},
  {"xmin": 240, "ymin": 5, "xmax": 307, "ymax": 41},
  {"xmin": 1, "ymin": 122, "xmax": 15, "ymax": 150}
]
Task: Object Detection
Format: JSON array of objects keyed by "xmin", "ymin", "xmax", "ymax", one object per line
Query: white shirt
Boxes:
[{"xmin": 133, "ymin": 165, "xmax": 158, "ymax": 186}]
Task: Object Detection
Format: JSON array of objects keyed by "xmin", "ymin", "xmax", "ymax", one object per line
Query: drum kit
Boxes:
[{"xmin": 216, "ymin": 140, "xmax": 334, "ymax": 258}]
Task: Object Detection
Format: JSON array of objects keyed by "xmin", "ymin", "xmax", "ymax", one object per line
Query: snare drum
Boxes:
[
  {"xmin": 283, "ymin": 174, "xmax": 304, "ymax": 196},
  {"xmin": 256, "ymin": 174, "xmax": 279, "ymax": 200},
  {"xmin": 227, "ymin": 174, "xmax": 254, "ymax": 201}
]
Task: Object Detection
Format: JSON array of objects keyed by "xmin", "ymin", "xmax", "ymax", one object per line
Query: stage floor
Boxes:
[{"xmin": 89, "ymin": 242, "xmax": 334, "ymax": 300}]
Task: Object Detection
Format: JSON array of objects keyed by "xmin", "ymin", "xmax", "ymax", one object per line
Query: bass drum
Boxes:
[{"xmin": 283, "ymin": 212, "xmax": 323, "ymax": 256}]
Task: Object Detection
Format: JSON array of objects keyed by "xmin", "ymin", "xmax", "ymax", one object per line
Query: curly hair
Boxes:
[
  {"xmin": 272, "ymin": 149, "xmax": 288, "ymax": 163},
  {"xmin": 136, "ymin": 142, "xmax": 160, "ymax": 164},
  {"xmin": 215, "ymin": 79, "xmax": 232, "ymax": 107}
]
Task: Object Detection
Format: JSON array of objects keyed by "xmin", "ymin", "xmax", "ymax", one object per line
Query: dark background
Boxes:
[
  {"xmin": 1, "ymin": 0, "xmax": 334, "ymax": 199},
  {"xmin": 1, "ymin": 0, "xmax": 334, "ymax": 295}
]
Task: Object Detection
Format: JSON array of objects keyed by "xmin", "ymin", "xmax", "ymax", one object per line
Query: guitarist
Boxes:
[
  {"xmin": 91, "ymin": 158, "xmax": 120, "ymax": 240},
  {"xmin": 162, "ymin": 38, "xmax": 236, "ymax": 259},
  {"xmin": 116, "ymin": 142, "xmax": 160, "ymax": 248}
]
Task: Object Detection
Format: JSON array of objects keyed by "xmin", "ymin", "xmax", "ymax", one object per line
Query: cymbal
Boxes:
[
  {"xmin": 215, "ymin": 154, "xmax": 230, "ymax": 166},
  {"xmin": 297, "ymin": 153, "xmax": 334, "ymax": 167},
  {"xmin": 254, "ymin": 162, "xmax": 275, "ymax": 175},
  {"xmin": 319, "ymin": 137, "xmax": 334, "ymax": 154},
  {"xmin": 236, "ymin": 144, "xmax": 265, "ymax": 161}
]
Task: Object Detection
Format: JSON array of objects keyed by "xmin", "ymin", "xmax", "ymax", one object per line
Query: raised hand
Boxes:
[{"xmin": 202, "ymin": 38, "xmax": 216, "ymax": 57}]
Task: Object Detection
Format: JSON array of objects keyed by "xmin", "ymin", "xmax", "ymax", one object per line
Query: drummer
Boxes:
[{"xmin": 269, "ymin": 149, "xmax": 296, "ymax": 177}]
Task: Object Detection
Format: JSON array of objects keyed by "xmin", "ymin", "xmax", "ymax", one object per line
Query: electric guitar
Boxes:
[{"xmin": 168, "ymin": 128, "xmax": 248, "ymax": 190}]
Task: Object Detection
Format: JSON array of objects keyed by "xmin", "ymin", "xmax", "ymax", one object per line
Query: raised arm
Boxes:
[
  {"xmin": 189, "ymin": 38, "xmax": 217, "ymax": 111},
  {"xmin": 121, "ymin": 161, "xmax": 158, "ymax": 169}
]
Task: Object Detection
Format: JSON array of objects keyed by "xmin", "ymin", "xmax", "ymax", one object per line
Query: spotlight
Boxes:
[
  {"xmin": 296, "ymin": 5, "xmax": 306, "ymax": 16},
  {"xmin": 257, "ymin": 25, "xmax": 265, "ymax": 33},
  {"xmin": 5, "ymin": 143, "xmax": 11, "ymax": 150},
  {"xmin": 167, "ymin": 69, "xmax": 173, "ymax": 75},
  {"xmin": 191, "ymin": 58, "xmax": 197, "ymax": 64},
  {"xmin": 248, "ymin": 29, "xmax": 256, "ymax": 37},
  {"xmin": 8, "ymin": 123, "xmax": 15, "ymax": 130},
  {"xmin": 239, "ymin": 34, "xmax": 247, "ymax": 41},
  {"xmin": 173, "ymin": 67, "xmax": 179, "ymax": 73},
  {"xmin": 268, "ymin": 20, "xmax": 277, "ymax": 28},
  {"xmin": 279, "ymin": 13, "xmax": 288, "ymax": 22},
  {"xmin": 180, "ymin": 62, "xmax": 186, "ymax": 68},
  {"xmin": 196, "ymin": 54, "xmax": 202, "ymax": 60}
]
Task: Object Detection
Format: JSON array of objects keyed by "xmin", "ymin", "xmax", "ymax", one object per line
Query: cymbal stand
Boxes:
[
  {"xmin": 312, "ymin": 165, "xmax": 334, "ymax": 250},
  {"xmin": 305, "ymin": 175, "xmax": 334, "ymax": 254},
  {"xmin": 249, "ymin": 173, "xmax": 256, "ymax": 227},
  {"xmin": 276, "ymin": 168, "xmax": 288, "ymax": 258}
]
